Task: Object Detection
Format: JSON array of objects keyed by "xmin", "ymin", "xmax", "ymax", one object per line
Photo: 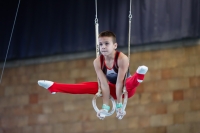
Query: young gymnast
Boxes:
[{"xmin": 38, "ymin": 31, "xmax": 148, "ymax": 119}]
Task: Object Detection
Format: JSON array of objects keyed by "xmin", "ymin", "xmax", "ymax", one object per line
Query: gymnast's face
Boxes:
[{"xmin": 98, "ymin": 36, "xmax": 117, "ymax": 56}]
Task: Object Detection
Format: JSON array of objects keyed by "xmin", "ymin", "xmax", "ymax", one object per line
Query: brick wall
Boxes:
[{"xmin": 0, "ymin": 44, "xmax": 200, "ymax": 133}]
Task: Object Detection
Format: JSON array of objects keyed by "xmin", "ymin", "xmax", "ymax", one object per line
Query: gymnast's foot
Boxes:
[
  {"xmin": 136, "ymin": 65, "xmax": 148, "ymax": 82},
  {"xmin": 38, "ymin": 80, "xmax": 56, "ymax": 94}
]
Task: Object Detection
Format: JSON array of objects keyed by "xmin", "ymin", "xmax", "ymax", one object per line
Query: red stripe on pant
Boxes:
[{"xmin": 48, "ymin": 73, "xmax": 144, "ymax": 99}]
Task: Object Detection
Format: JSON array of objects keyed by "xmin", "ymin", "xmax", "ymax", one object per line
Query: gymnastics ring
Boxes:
[
  {"xmin": 117, "ymin": 86, "xmax": 128, "ymax": 119},
  {"xmin": 122, "ymin": 86, "xmax": 128, "ymax": 111},
  {"xmin": 92, "ymin": 93, "xmax": 116, "ymax": 117}
]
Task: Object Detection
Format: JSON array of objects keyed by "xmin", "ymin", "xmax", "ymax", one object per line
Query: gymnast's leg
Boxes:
[
  {"xmin": 38, "ymin": 80, "xmax": 99, "ymax": 95},
  {"xmin": 125, "ymin": 65, "xmax": 148, "ymax": 98}
]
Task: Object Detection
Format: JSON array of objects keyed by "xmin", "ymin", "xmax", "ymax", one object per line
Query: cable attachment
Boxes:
[
  {"xmin": 94, "ymin": 0, "xmax": 98, "ymax": 24},
  {"xmin": 128, "ymin": 11, "xmax": 132, "ymax": 21},
  {"xmin": 128, "ymin": 0, "xmax": 132, "ymax": 21},
  {"xmin": 95, "ymin": 17, "xmax": 98, "ymax": 24}
]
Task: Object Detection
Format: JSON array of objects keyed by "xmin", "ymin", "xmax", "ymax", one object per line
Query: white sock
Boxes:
[
  {"xmin": 136, "ymin": 65, "xmax": 148, "ymax": 74},
  {"xmin": 136, "ymin": 65, "xmax": 148, "ymax": 82},
  {"xmin": 38, "ymin": 80, "xmax": 53, "ymax": 89},
  {"xmin": 137, "ymin": 79, "xmax": 143, "ymax": 83}
]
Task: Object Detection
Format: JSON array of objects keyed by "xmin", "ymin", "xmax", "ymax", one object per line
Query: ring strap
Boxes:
[
  {"xmin": 116, "ymin": 103, "xmax": 123, "ymax": 109},
  {"xmin": 102, "ymin": 104, "xmax": 110, "ymax": 111}
]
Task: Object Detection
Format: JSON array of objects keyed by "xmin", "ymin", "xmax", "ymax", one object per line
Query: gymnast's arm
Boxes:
[
  {"xmin": 116, "ymin": 53, "xmax": 129, "ymax": 103},
  {"xmin": 93, "ymin": 57, "xmax": 110, "ymax": 105}
]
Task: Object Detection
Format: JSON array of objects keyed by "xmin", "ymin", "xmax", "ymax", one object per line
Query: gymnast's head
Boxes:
[{"xmin": 98, "ymin": 31, "xmax": 117, "ymax": 44}]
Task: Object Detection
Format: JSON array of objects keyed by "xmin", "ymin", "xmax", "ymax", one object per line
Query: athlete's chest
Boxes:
[{"xmin": 104, "ymin": 60, "xmax": 115, "ymax": 69}]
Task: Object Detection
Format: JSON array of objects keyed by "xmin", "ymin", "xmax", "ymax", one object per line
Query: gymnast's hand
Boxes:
[
  {"xmin": 97, "ymin": 109, "xmax": 108, "ymax": 120},
  {"xmin": 116, "ymin": 108, "xmax": 126, "ymax": 120}
]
